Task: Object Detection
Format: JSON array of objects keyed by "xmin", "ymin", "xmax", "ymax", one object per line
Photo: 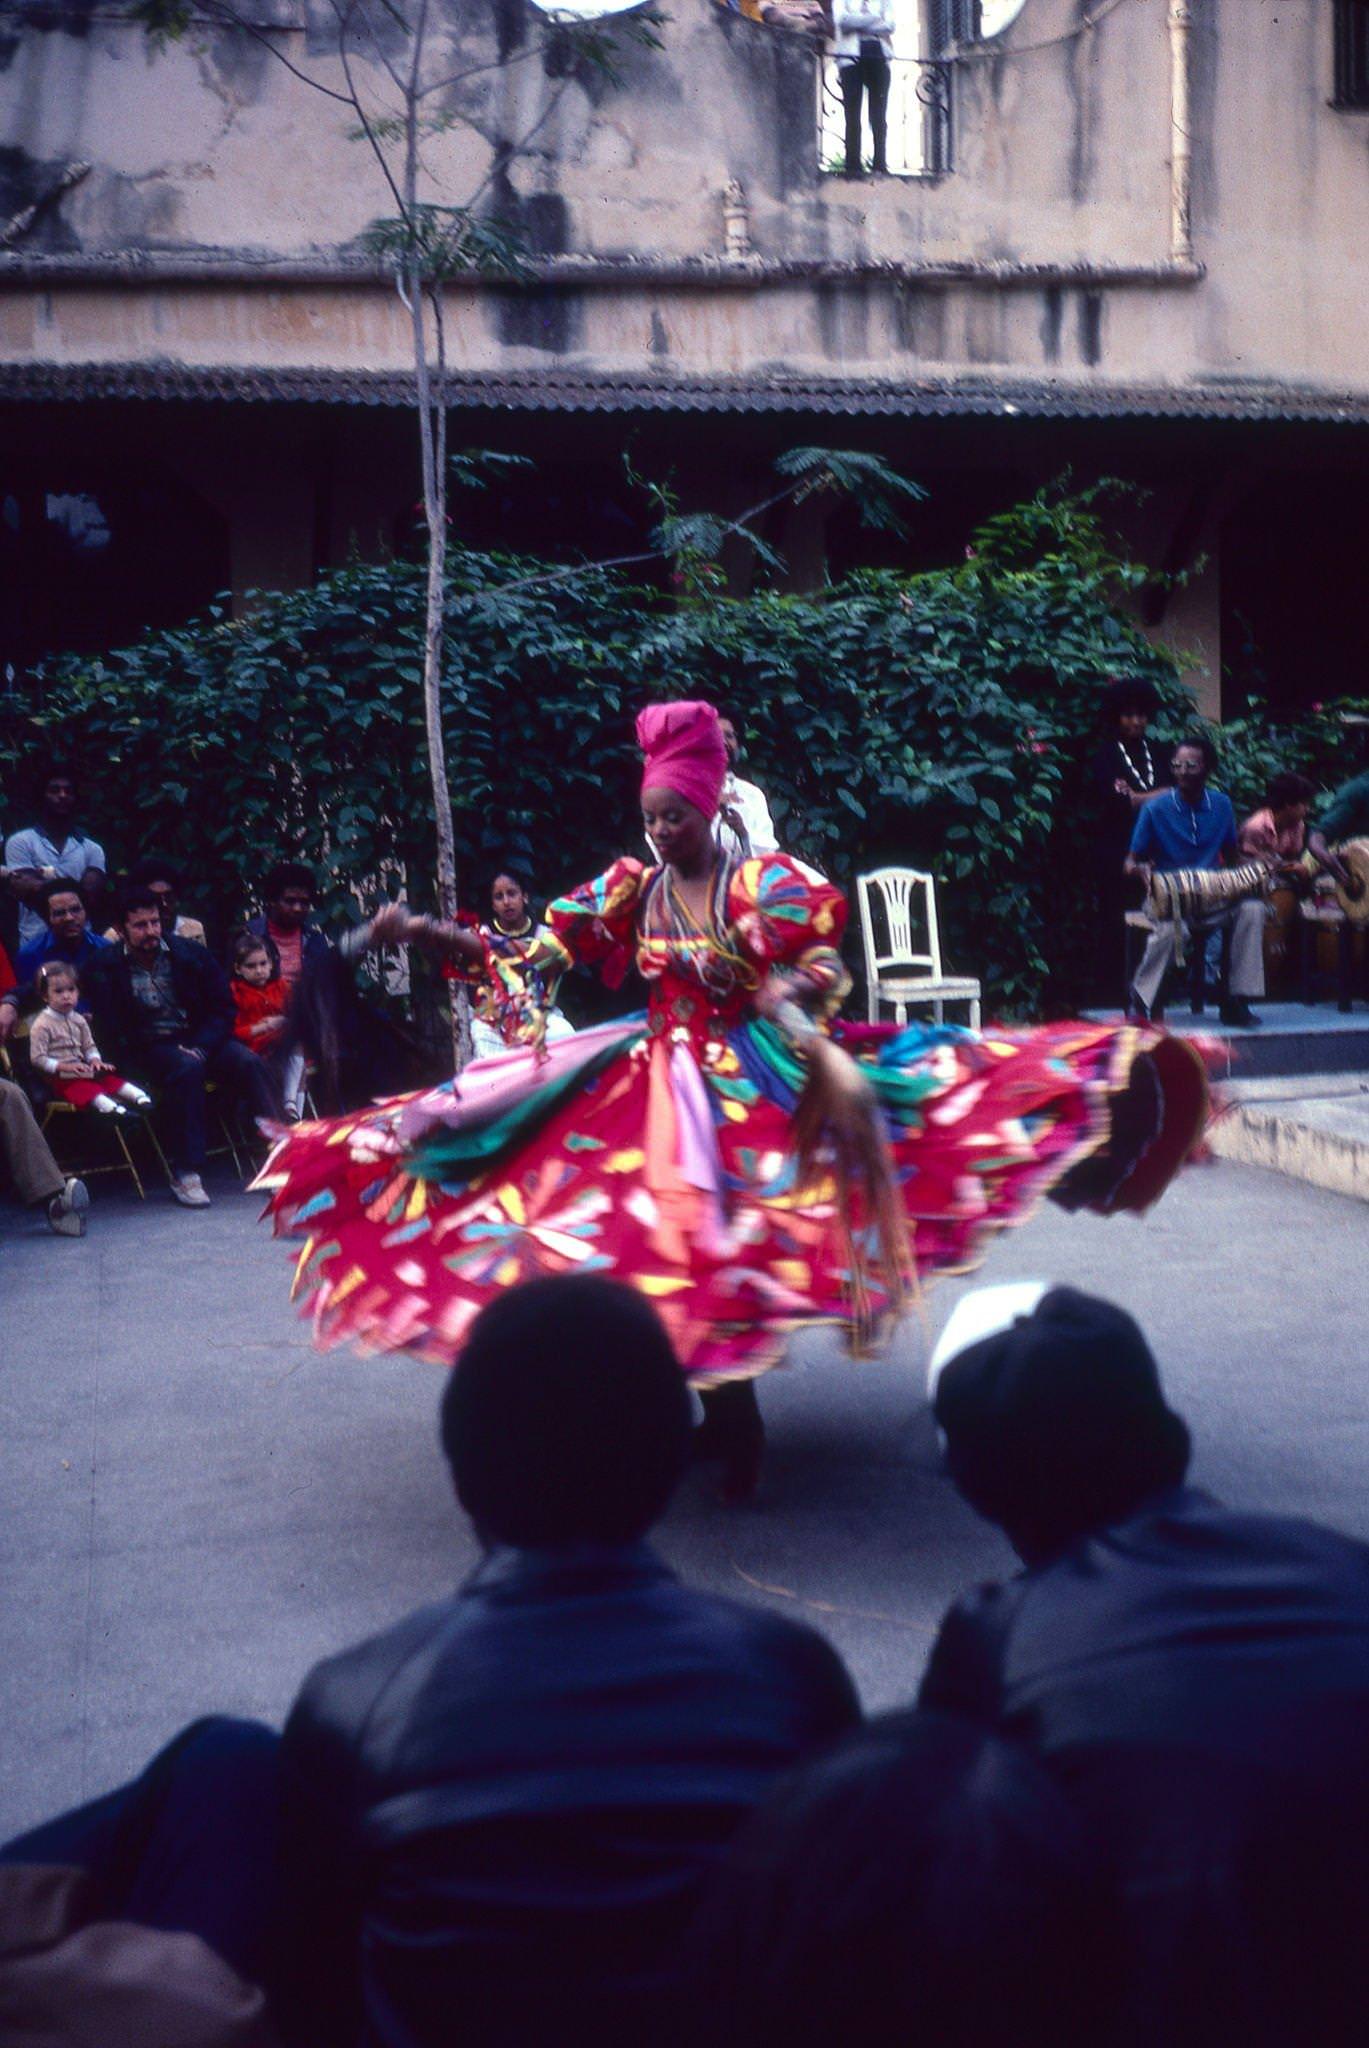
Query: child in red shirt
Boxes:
[{"xmin": 231, "ymin": 933, "xmax": 306, "ymax": 1120}]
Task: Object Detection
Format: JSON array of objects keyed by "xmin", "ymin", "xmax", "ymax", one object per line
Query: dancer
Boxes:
[{"xmin": 256, "ymin": 701, "xmax": 1207, "ymax": 1499}]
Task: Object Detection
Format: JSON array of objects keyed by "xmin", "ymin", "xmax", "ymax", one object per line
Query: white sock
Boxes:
[
  {"xmin": 92, "ymin": 1093, "xmax": 119, "ymax": 1114},
  {"xmin": 118, "ymin": 1084, "xmax": 151, "ymax": 1107}
]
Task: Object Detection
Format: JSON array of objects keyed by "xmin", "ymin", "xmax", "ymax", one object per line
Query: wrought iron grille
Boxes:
[
  {"xmin": 818, "ymin": 55, "xmax": 953, "ymax": 178},
  {"xmin": 1334, "ymin": 0, "xmax": 1369, "ymax": 107}
]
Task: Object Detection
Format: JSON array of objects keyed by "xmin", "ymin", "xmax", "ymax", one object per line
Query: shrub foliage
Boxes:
[{"xmin": 5, "ymin": 481, "xmax": 1361, "ymax": 1014}]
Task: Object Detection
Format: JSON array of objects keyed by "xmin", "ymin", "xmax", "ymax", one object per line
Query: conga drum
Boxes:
[{"xmin": 1264, "ymin": 882, "xmax": 1299, "ymax": 997}]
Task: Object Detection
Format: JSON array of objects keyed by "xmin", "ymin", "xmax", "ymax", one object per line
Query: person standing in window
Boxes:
[{"xmin": 833, "ymin": 0, "xmax": 894, "ymax": 176}]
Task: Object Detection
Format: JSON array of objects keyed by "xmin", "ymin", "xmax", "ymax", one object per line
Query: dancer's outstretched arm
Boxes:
[{"xmin": 364, "ymin": 903, "xmax": 486, "ymax": 969}]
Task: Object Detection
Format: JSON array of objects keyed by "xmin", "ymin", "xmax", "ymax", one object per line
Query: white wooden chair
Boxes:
[{"xmin": 856, "ymin": 867, "xmax": 982, "ymax": 1029}]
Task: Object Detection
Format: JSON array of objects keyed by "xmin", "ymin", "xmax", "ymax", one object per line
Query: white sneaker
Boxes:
[
  {"xmin": 47, "ymin": 1177, "xmax": 90, "ymax": 1237},
  {"xmin": 170, "ymin": 1172, "xmax": 212, "ymax": 1209}
]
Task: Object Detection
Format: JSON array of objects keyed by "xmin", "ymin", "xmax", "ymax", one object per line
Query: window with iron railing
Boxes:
[
  {"xmin": 814, "ymin": 1, "xmax": 1033, "ymax": 180},
  {"xmin": 1333, "ymin": 0, "xmax": 1369, "ymax": 107},
  {"xmin": 819, "ymin": 0, "xmax": 952, "ymax": 177},
  {"xmin": 817, "ymin": 53, "xmax": 953, "ymax": 177}
]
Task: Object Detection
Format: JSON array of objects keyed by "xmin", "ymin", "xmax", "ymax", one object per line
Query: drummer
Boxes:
[
  {"xmin": 1238, "ymin": 773, "xmax": 1319, "ymax": 877},
  {"xmin": 1307, "ymin": 766, "xmax": 1369, "ymax": 901},
  {"xmin": 1124, "ymin": 735, "xmax": 1267, "ymax": 1028}
]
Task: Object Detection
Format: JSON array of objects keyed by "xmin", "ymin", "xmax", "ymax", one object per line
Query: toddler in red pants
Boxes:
[{"xmin": 29, "ymin": 961, "xmax": 151, "ymax": 1114}]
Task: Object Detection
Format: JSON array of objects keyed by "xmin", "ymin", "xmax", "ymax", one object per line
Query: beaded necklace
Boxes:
[{"xmin": 1117, "ymin": 737, "xmax": 1156, "ymax": 791}]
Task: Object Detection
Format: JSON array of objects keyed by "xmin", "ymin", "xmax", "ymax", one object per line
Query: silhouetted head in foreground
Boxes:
[
  {"xmin": 930, "ymin": 1282, "xmax": 1191, "ymax": 1562},
  {"xmin": 440, "ymin": 1276, "xmax": 691, "ymax": 1549},
  {"xmin": 697, "ymin": 1709, "xmax": 1117, "ymax": 2048}
]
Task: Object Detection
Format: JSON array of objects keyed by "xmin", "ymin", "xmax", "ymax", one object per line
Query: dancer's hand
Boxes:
[
  {"xmin": 753, "ymin": 973, "xmax": 789, "ymax": 1022},
  {"xmin": 369, "ymin": 903, "xmax": 412, "ymax": 947},
  {"xmin": 806, "ymin": 1036, "xmax": 876, "ymax": 1140}
]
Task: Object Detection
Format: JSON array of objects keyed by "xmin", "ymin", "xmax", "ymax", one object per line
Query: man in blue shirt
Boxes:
[
  {"xmin": 0, "ymin": 881, "xmax": 109, "ymax": 1044},
  {"xmin": 1124, "ymin": 735, "xmax": 1266, "ymax": 1027},
  {"xmin": 15, "ymin": 879, "xmax": 110, "ymax": 984}
]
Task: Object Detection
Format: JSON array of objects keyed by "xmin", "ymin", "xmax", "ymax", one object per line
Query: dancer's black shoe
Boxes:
[{"xmin": 697, "ymin": 1381, "xmax": 765, "ymax": 1505}]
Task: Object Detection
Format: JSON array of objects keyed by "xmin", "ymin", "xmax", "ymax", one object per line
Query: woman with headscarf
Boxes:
[{"xmin": 256, "ymin": 701, "xmax": 1207, "ymax": 1502}]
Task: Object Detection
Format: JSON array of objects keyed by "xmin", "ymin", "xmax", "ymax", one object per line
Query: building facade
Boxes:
[{"xmin": 1, "ymin": 0, "xmax": 1367, "ymax": 712}]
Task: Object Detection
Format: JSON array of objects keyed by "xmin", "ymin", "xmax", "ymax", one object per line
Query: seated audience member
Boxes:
[
  {"xmin": 86, "ymin": 891, "xmax": 278, "ymax": 1208},
  {"xmin": 4, "ymin": 765, "xmax": 107, "ymax": 951},
  {"xmin": 920, "ymin": 1282, "xmax": 1369, "ymax": 2048},
  {"xmin": 0, "ymin": 1863, "xmax": 279, "ymax": 2048},
  {"xmin": 16, "ymin": 878, "xmax": 110, "ymax": 986},
  {"xmin": 0, "ymin": 1080, "xmax": 88, "ymax": 1234},
  {"xmin": 231, "ymin": 933, "xmax": 305, "ymax": 1121},
  {"xmin": 279, "ymin": 1276, "xmax": 859, "ymax": 2048},
  {"xmin": 695, "ymin": 1710, "xmax": 1117, "ymax": 2048},
  {"xmin": 105, "ymin": 857, "xmax": 207, "ymax": 946},
  {"xmin": 1123, "ymin": 733, "xmax": 1266, "ymax": 1026},
  {"xmin": 247, "ymin": 864, "xmax": 330, "ymax": 994},
  {"xmin": 29, "ymin": 962, "xmax": 151, "ymax": 1116},
  {"xmin": 1, "ymin": 1715, "xmax": 284, "ymax": 2031},
  {"xmin": 464, "ymin": 868, "xmax": 575, "ymax": 1060},
  {"xmin": 0, "ymin": 881, "xmax": 109, "ymax": 1043}
]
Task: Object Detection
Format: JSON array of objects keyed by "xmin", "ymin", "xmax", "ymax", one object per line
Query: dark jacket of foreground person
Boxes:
[
  {"xmin": 923, "ymin": 1284, "xmax": 1369, "ymax": 2046},
  {"xmin": 279, "ymin": 1543, "xmax": 858, "ymax": 2048},
  {"xmin": 694, "ymin": 1708, "xmax": 1119, "ymax": 2048},
  {"xmin": 923, "ymin": 1484, "xmax": 1369, "ymax": 2042}
]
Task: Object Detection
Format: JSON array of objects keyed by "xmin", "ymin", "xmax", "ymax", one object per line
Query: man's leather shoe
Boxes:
[{"xmin": 1219, "ymin": 999, "xmax": 1260, "ymax": 1028}]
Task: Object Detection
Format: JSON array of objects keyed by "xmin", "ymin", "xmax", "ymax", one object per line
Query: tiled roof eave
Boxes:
[{"xmin": 1, "ymin": 360, "xmax": 1367, "ymax": 425}]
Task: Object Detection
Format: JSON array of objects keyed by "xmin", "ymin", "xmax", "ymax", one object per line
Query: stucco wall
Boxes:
[{"xmin": 1, "ymin": 0, "xmax": 1365, "ymax": 396}]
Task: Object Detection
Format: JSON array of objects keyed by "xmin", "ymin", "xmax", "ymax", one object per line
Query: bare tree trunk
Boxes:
[{"xmin": 403, "ymin": 5, "xmax": 468, "ymax": 1070}]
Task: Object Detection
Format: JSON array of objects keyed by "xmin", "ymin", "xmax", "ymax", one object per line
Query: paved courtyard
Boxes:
[{"xmin": 4, "ymin": 1153, "xmax": 1367, "ymax": 1841}]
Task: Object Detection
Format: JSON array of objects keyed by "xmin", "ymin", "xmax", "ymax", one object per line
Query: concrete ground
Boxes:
[
  {"xmin": 1087, "ymin": 998, "xmax": 1369, "ymax": 1201},
  {"xmin": 4, "ymin": 1153, "xmax": 1368, "ymax": 1842},
  {"xmin": 1210, "ymin": 1073, "xmax": 1369, "ymax": 1202}
]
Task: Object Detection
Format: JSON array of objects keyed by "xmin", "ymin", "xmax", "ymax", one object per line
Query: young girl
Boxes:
[
  {"xmin": 29, "ymin": 962, "xmax": 151, "ymax": 1115},
  {"xmin": 231, "ymin": 932, "xmax": 306, "ymax": 1120}
]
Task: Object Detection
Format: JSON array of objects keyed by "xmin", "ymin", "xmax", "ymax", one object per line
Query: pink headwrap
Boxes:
[{"xmin": 636, "ymin": 700, "xmax": 728, "ymax": 821}]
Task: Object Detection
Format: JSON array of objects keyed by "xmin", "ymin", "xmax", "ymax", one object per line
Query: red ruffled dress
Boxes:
[{"xmin": 255, "ymin": 853, "xmax": 1207, "ymax": 1380}]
